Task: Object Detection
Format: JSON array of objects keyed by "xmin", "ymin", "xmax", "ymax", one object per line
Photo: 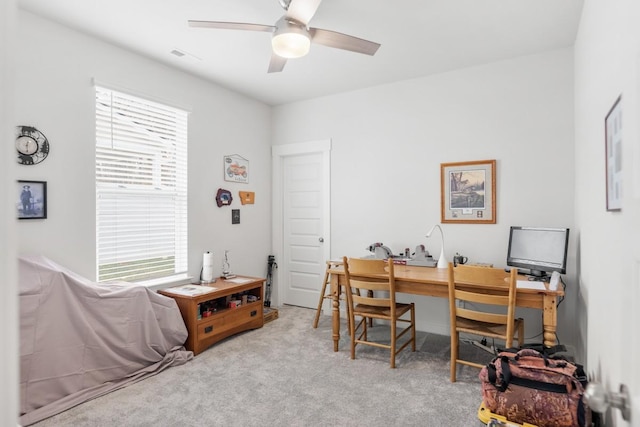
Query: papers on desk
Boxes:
[
  {"xmin": 164, "ymin": 284, "xmax": 217, "ymax": 296},
  {"xmin": 516, "ymin": 280, "xmax": 548, "ymax": 291}
]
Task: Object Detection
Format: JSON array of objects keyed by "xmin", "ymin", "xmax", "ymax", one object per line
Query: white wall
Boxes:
[
  {"xmin": 16, "ymin": 4, "xmax": 639, "ymax": 424},
  {"xmin": 14, "ymin": 11, "xmax": 273, "ymax": 281},
  {"xmin": 574, "ymin": 1, "xmax": 640, "ymax": 424},
  {"xmin": 1, "ymin": 0, "xmax": 19, "ymax": 425},
  {"xmin": 273, "ymin": 50, "xmax": 579, "ymax": 353}
]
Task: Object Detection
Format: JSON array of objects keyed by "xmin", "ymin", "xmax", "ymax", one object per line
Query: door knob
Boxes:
[
  {"xmin": 318, "ymin": 237, "xmax": 324, "ymax": 242},
  {"xmin": 584, "ymin": 382, "xmax": 631, "ymax": 421}
]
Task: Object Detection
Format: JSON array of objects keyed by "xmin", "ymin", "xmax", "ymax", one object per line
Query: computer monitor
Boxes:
[{"xmin": 506, "ymin": 226, "xmax": 569, "ymax": 278}]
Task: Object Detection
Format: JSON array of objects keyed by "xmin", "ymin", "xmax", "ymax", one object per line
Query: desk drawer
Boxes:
[
  {"xmin": 197, "ymin": 316, "xmax": 225, "ymax": 340},
  {"xmin": 224, "ymin": 304, "xmax": 262, "ymax": 329}
]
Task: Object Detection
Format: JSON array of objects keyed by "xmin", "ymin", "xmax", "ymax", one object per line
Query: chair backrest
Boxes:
[
  {"xmin": 343, "ymin": 257, "xmax": 396, "ymax": 310},
  {"xmin": 447, "ymin": 263, "xmax": 518, "ymax": 346}
]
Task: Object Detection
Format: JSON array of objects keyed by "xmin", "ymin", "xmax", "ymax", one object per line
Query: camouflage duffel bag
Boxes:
[{"xmin": 479, "ymin": 348, "xmax": 592, "ymax": 427}]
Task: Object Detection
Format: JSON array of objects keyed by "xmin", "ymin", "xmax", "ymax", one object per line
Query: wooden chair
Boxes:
[
  {"xmin": 447, "ymin": 262, "xmax": 524, "ymax": 382},
  {"xmin": 343, "ymin": 256, "xmax": 416, "ymax": 368},
  {"xmin": 312, "ymin": 260, "xmax": 343, "ymax": 329}
]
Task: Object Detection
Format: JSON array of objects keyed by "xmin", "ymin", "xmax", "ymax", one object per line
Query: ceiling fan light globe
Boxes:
[{"xmin": 272, "ymin": 31, "xmax": 310, "ymax": 59}]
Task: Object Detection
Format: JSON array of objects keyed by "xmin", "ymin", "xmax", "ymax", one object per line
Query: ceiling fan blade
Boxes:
[
  {"xmin": 286, "ymin": 0, "xmax": 322, "ymax": 25},
  {"xmin": 188, "ymin": 20, "xmax": 275, "ymax": 33},
  {"xmin": 309, "ymin": 28, "xmax": 380, "ymax": 56},
  {"xmin": 268, "ymin": 53, "xmax": 287, "ymax": 73}
]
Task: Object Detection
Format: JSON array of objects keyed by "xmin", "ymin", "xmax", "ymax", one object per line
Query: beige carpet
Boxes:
[{"xmin": 32, "ymin": 305, "xmax": 493, "ymax": 426}]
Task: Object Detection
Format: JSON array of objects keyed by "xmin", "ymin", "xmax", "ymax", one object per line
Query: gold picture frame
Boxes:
[{"xmin": 441, "ymin": 159, "xmax": 496, "ymax": 224}]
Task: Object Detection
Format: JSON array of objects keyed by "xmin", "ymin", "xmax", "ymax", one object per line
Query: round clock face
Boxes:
[
  {"xmin": 16, "ymin": 136, "xmax": 38, "ymax": 155},
  {"xmin": 16, "ymin": 125, "xmax": 49, "ymax": 165}
]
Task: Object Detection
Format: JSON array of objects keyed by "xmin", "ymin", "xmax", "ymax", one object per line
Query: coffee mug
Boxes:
[{"xmin": 453, "ymin": 253, "xmax": 468, "ymax": 266}]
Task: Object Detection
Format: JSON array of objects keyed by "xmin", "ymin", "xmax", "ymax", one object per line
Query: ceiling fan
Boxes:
[{"xmin": 188, "ymin": 0, "xmax": 381, "ymax": 73}]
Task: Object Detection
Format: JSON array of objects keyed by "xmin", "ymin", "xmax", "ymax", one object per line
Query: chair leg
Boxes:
[
  {"xmin": 362, "ymin": 316, "xmax": 368, "ymax": 342},
  {"xmin": 517, "ymin": 319, "xmax": 525, "ymax": 348},
  {"xmin": 390, "ymin": 317, "xmax": 397, "ymax": 369},
  {"xmin": 343, "ymin": 286, "xmax": 355, "ymax": 337},
  {"xmin": 412, "ymin": 307, "xmax": 417, "ymax": 351},
  {"xmin": 312, "ymin": 268, "xmax": 331, "ymax": 328},
  {"xmin": 351, "ymin": 317, "xmax": 361, "ymax": 360},
  {"xmin": 450, "ymin": 331, "xmax": 458, "ymax": 382}
]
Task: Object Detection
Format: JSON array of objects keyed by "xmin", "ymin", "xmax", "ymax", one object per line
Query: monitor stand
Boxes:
[{"xmin": 527, "ymin": 269, "xmax": 549, "ymax": 282}]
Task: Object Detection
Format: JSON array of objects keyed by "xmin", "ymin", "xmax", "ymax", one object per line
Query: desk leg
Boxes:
[
  {"xmin": 542, "ymin": 294, "xmax": 558, "ymax": 348},
  {"xmin": 331, "ymin": 274, "xmax": 340, "ymax": 352}
]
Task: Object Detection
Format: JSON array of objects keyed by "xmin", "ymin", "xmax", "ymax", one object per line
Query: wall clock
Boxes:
[{"xmin": 16, "ymin": 125, "xmax": 50, "ymax": 165}]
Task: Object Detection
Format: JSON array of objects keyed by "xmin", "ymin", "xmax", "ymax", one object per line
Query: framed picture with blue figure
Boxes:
[
  {"xmin": 440, "ymin": 159, "xmax": 496, "ymax": 224},
  {"xmin": 17, "ymin": 180, "xmax": 47, "ymax": 220}
]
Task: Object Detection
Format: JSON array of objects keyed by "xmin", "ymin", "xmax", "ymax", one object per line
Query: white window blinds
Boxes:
[{"xmin": 95, "ymin": 86, "xmax": 188, "ymax": 282}]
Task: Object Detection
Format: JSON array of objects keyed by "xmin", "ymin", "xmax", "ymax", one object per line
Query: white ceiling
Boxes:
[{"xmin": 19, "ymin": 0, "xmax": 584, "ymax": 106}]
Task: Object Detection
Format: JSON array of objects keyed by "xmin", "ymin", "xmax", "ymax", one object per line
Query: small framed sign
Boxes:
[
  {"xmin": 232, "ymin": 209, "xmax": 240, "ymax": 224},
  {"xmin": 224, "ymin": 154, "xmax": 249, "ymax": 184},
  {"xmin": 605, "ymin": 95, "xmax": 622, "ymax": 211},
  {"xmin": 216, "ymin": 188, "xmax": 233, "ymax": 207}
]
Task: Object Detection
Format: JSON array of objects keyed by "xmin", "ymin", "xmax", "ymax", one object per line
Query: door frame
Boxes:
[{"xmin": 272, "ymin": 139, "xmax": 331, "ymax": 307}]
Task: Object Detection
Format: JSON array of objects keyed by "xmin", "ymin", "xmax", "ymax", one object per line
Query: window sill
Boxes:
[{"xmin": 138, "ymin": 274, "xmax": 193, "ymax": 292}]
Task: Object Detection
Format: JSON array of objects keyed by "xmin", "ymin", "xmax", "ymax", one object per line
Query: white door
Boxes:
[
  {"xmin": 624, "ymin": 259, "xmax": 640, "ymax": 424},
  {"xmin": 272, "ymin": 140, "xmax": 330, "ymax": 308}
]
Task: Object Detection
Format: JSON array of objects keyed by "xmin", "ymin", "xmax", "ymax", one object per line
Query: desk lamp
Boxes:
[{"xmin": 426, "ymin": 224, "xmax": 447, "ymax": 269}]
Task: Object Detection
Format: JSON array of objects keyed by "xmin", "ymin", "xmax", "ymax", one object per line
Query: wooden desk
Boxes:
[{"xmin": 329, "ymin": 265, "xmax": 563, "ymax": 351}]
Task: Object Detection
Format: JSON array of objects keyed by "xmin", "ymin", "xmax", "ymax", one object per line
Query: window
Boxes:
[{"xmin": 95, "ymin": 86, "xmax": 188, "ymax": 283}]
